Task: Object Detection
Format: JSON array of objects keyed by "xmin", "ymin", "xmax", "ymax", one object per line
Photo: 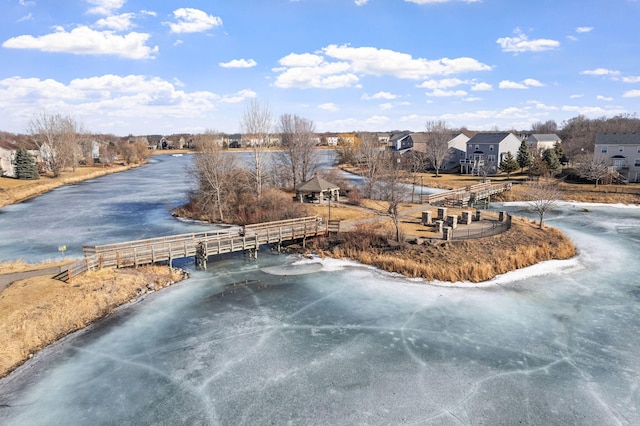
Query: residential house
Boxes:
[
  {"xmin": 445, "ymin": 131, "xmax": 473, "ymax": 169},
  {"xmin": 0, "ymin": 140, "xmax": 16, "ymax": 177},
  {"xmin": 594, "ymin": 133, "xmax": 640, "ymax": 183},
  {"xmin": 408, "ymin": 131, "xmax": 472, "ymax": 170},
  {"xmin": 389, "ymin": 132, "xmax": 414, "ymax": 152},
  {"xmin": 321, "ymin": 133, "xmax": 340, "ymax": 146},
  {"xmin": 338, "ymin": 133, "xmax": 359, "ymax": 146},
  {"xmin": 377, "ymin": 133, "xmax": 391, "ymax": 145},
  {"xmin": 527, "ymin": 134, "xmax": 562, "ymax": 155},
  {"xmin": 460, "ymin": 132, "xmax": 522, "ymax": 175}
]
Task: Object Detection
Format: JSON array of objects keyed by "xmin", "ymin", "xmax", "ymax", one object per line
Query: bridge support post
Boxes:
[
  {"xmin": 195, "ymin": 242, "xmax": 207, "ymax": 270},
  {"xmin": 437, "ymin": 207, "xmax": 447, "ymax": 221}
]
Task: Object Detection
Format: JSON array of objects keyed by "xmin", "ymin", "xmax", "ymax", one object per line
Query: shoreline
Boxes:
[{"xmin": 0, "ymin": 265, "xmax": 187, "ymax": 378}]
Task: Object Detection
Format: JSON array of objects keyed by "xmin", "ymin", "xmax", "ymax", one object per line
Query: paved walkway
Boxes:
[
  {"xmin": 338, "ymin": 202, "xmax": 501, "ymax": 237},
  {"xmin": 0, "ymin": 266, "xmax": 65, "ymax": 292}
]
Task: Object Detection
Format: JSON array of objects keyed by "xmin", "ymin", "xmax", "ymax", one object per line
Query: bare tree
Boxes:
[
  {"xmin": 527, "ymin": 178, "xmax": 562, "ymax": 229},
  {"xmin": 278, "ymin": 114, "xmax": 319, "ymax": 189},
  {"xmin": 531, "ymin": 120, "xmax": 558, "ymax": 134},
  {"xmin": 377, "ymin": 151, "xmax": 409, "ymax": 242},
  {"xmin": 240, "ymin": 99, "xmax": 274, "ymax": 197},
  {"xmin": 355, "ymin": 132, "xmax": 384, "ymax": 198},
  {"xmin": 28, "ymin": 110, "xmax": 84, "ymax": 177},
  {"xmin": 575, "ymin": 152, "xmax": 609, "ymax": 187},
  {"xmin": 424, "ymin": 120, "xmax": 451, "ymax": 177},
  {"xmin": 192, "ymin": 130, "xmax": 238, "ymax": 222}
]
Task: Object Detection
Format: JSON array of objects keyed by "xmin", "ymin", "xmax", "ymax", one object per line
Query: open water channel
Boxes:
[{"xmin": 0, "ymin": 154, "xmax": 639, "ymax": 425}]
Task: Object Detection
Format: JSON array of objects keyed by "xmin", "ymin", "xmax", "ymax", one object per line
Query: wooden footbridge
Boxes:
[
  {"xmin": 53, "ymin": 216, "xmax": 327, "ymax": 282},
  {"xmin": 421, "ymin": 182, "xmax": 512, "ymax": 208}
]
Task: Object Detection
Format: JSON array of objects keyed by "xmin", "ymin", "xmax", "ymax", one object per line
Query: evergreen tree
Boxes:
[
  {"xmin": 498, "ymin": 152, "xmax": 519, "ymax": 180},
  {"xmin": 528, "ymin": 157, "xmax": 548, "ymax": 179},
  {"xmin": 542, "ymin": 148, "xmax": 561, "ymax": 176},
  {"xmin": 553, "ymin": 141, "xmax": 568, "ymax": 165},
  {"xmin": 516, "ymin": 140, "xmax": 532, "ymax": 172},
  {"xmin": 15, "ymin": 147, "xmax": 40, "ymax": 180}
]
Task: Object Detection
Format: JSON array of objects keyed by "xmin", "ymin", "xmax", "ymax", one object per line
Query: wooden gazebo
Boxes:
[{"xmin": 295, "ymin": 175, "xmax": 340, "ymax": 204}]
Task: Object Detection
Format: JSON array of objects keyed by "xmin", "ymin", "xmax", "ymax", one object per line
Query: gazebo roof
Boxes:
[{"xmin": 296, "ymin": 175, "xmax": 340, "ymax": 192}]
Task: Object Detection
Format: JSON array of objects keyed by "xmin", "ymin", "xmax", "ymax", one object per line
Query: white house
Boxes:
[
  {"xmin": 0, "ymin": 141, "xmax": 16, "ymax": 177},
  {"xmin": 527, "ymin": 134, "xmax": 562, "ymax": 154},
  {"xmin": 460, "ymin": 132, "xmax": 522, "ymax": 175},
  {"xmin": 594, "ymin": 133, "xmax": 640, "ymax": 183}
]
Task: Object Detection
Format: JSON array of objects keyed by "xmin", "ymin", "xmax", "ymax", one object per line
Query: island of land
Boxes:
[{"xmin": 1, "ymin": 151, "xmax": 638, "ymax": 378}]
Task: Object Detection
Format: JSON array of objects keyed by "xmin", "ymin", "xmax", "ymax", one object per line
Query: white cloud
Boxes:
[
  {"xmin": 581, "ymin": 68, "xmax": 620, "ymax": 76},
  {"xmin": 499, "ymin": 79, "xmax": 544, "ymax": 89},
  {"xmin": 379, "ymin": 103, "xmax": 394, "ymax": 110},
  {"xmin": 534, "ymin": 102, "xmax": 558, "ymax": 111},
  {"xmin": 425, "ymin": 89, "xmax": 468, "ymax": 97},
  {"xmin": 522, "ymin": 78, "xmax": 544, "ymax": 87},
  {"xmin": 355, "ymin": 0, "xmax": 369, "ymax": 5},
  {"xmin": 86, "ymin": 0, "xmax": 126, "ymax": 15},
  {"xmin": 0, "ymin": 74, "xmax": 258, "ymax": 133},
  {"xmin": 18, "ymin": 13, "xmax": 33, "ymax": 22},
  {"xmin": 219, "ymin": 59, "xmax": 257, "ymax": 68},
  {"xmin": 499, "ymin": 80, "xmax": 528, "ymax": 89},
  {"xmin": 497, "ymin": 28, "xmax": 560, "ymax": 53},
  {"xmin": 464, "ymin": 97, "xmax": 482, "ymax": 102},
  {"xmin": 362, "ymin": 92, "xmax": 398, "ymax": 100},
  {"xmin": 219, "ymin": 89, "xmax": 256, "ymax": 103},
  {"xmin": 319, "ymin": 103, "xmax": 339, "ymax": 111},
  {"xmin": 561, "ymin": 105, "xmax": 628, "ymax": 115},
  {"xmin": 623, "ymin": 90, "xmax": 640, "ymax": 98},
  {"xmin": 274, "ymin": 44, "xmax": 490, "ymax": 89},
  {"xmin": 418, "ymin": 78, "xmax": 465, "ymax": 89},
  {"xmin": 622, "ymin": 76, "xmax": 640, "ymax": 83},
  {"xmin": 323, "ymin": 44, "xmax": 491, "ymax": 78},
  {"xmin": 19, "ymin": 0, "xmax": 35, "ymax": 6},
  {"xmin": 576, "ymin": 26, "xmax": 594, "ymax": 33},
  {"xmin": 570, "ymin": 94, "xmax": 583, "ymax": 99},
  {"xmin": 95, "ymin": 13, "xmax": 136, "ymax": 31},
  {"xmin": 165, "ymin": 8, "xmax": 223, "ymax": 34},
  {"xmin": 2, "ymin": 26, "xmax": 158, "ymax": 59},
  {"xmin": 279, "ymin": 53, "xmax": 324, "ymax": 67},
  {"xmin": 597, "ymin": 95, "xmax": 613, "ymax": 101},
  {"xmin": 471, "ymin": 82, "xmax": 492, "ymax": 91}
]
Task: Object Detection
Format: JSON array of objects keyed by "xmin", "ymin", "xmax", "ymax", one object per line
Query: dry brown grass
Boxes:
[
  {"xmin": 0, "ymin": 259, "xmax": 72, "ymax": 274},
  {"xmin": 311, "ymin": 217, "xmax": 576, "ymax": 283},
  {"xmin": 0, "ymin": 265, "xmax": 185, "ymax": 378}
]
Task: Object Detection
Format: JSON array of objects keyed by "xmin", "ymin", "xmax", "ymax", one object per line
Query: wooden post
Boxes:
[{"xmin": 67, "ymin": 267, "xmax": 73, "ymax": 284}]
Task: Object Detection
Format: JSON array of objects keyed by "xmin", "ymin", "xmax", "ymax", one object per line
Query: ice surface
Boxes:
[{"xmin": 1, "ymin": 156, "xmax": 639, "ymax": 425}]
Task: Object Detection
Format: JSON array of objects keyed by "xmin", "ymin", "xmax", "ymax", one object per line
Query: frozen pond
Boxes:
[{"xmin": 0, "ymin": 155, "xmax": 639, "ymax": 425}]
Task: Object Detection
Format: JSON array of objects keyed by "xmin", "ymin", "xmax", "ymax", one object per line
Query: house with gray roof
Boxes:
[
  {"xmin": 594, "ymin": 133, "xmax": 640, "ymax": 183},
  {"xmin": 527, "ymin": 134, "xmax": 562, "ymax": 154},
  {"xmin": 460, "ymin": 132, "xmax": 522, "ymax": 175}
]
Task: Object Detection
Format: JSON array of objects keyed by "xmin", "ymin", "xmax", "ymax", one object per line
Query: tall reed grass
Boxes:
[{"xmin": 0, "ymin": 265, "xmax": 184, "ymax": 377}]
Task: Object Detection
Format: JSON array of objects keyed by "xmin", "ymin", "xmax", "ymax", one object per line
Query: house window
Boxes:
[
  {"xmin": 635, "ymin": 159, "xmax": 640, "ymax": 167},
  {"xmin": 488, "ymin": 155, "xmax": 496, "ymax": 162},
  {"xmin": 475, "ymin": 145, "xmax": 480, "ymax": 150},
  {"xmin": 619, "ymin": 146, "xmax": 624, "ymax": 152},
  {"xmin": 637, "ymin": 146, "xmax": 640, "ymax": 153},
  {"xmin": 490, "ymin": 145, "xmax": 494, "ymax": 151},
  {"xmin": 601, "ymin": 146, "xmax": 608, "ymax": 153}
]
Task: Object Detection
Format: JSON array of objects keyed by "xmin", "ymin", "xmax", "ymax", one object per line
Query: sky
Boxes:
[{"xmin": 1, "ymin": 0, "xmax": 640, "ymax": 136}]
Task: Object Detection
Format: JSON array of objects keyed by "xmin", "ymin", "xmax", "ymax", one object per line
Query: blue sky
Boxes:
[{"xmin": 1, "ymin": 0, "xmax": 639, "ymax": 136}]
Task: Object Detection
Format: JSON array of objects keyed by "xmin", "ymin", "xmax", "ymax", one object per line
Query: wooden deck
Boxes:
[
  {"xmin": 420, "ymin": 182, "xmax": 512, "ymax": 207},
  {"xmin": 53, "ymin": 216, "xmax": 325, "ymax": 282}
]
